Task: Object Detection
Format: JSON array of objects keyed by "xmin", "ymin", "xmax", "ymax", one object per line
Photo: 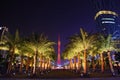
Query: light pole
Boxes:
[{"xmin": 0, "ymin": 26, "xmax": 8, "ymax": 41}]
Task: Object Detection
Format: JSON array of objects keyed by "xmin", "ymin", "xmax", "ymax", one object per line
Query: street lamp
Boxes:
[{"xmin": 0, "ymin": 26, "xmax": 8, "ymax": 41}]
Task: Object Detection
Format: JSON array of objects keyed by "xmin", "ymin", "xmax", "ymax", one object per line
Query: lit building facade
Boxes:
[
  {"xmin": 95, "ymin": 10, "xmax": 120, "ymax": 35},
  {"xmin": 95, "ymin": 10, "xmax": 120, "ymax": 48}
]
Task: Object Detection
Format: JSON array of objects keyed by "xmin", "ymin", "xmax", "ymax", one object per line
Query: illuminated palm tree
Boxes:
[
  {"xmin": 64, "ymin": 35, "xmax": 85, "ymax": 70},
  {"xmin": 3, "ymin": 29, "xmax": 21, "ymax": 74},
  {"xmin": 99, "ymin": 34, "xmax": 116, "ymax": 75},
  {"xmin": 79, "ymin": 28, "xmax": 97, "ymax": 74},
  {"xmin": 69, "ymin": 28, "xmax": 96, "ymax": 74},
  {"xmin": 63, "ymin": 48, "xmax": 76, "ymax": 70},
  {"xmin": 22, "ymin": 40, "xmax": 34, "ymax": 73},
  {"xmin": 97, "ymin": 37, "xmax": 106, "ymax": 73},
  {"xmin": 37, "ymin": 35, "xmax": 55, "ymax": 73},
  {"xmin": 17, "ymin": 40, "xmax": 34, "ymax": 73},
  {"xmin": 63, "ymin": 28, "xmax": 96, "ymax": 74},
  {"xmin": 43, "ymin": 50, "xmax": 55, "ymax": 70},
  {"xmin": 89, "ymin": 46, "xmax": 98, "ymax": 72},
  {"xmin": 26, "ymin": 33, "xmax": 55, "ymax": 75}
]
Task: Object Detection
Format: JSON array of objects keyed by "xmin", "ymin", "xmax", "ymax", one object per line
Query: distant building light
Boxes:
[
  {"xmin": 102, "ymin": 18, "xmax": 115, "ymax": 21},
  {"xmin": 95, "ymin": 10, "xmax": 118, "ymax": 20},
  {"xmin": 102, "ymin": 21, "xmax": 115, "ymax": 24}
]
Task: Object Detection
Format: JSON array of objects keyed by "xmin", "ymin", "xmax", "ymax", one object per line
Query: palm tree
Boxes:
[
  {"xmin": 63, "ymin": 28, "xmax": 96, "ymax": 74},
  {"xmin": 63, "ymin": 42, "xmax": 77, "ymax": 69},
  {"xmin": 89, "ymin": 46, "xmax": 98, "ymax": 72},
  {"xmin": 69, "ymin": 28, "xmax": 96, "ymax": 74},
  {"xmin": 97, "ymin": 37, "xmax": 106, "ymax": 73},
  {"xmin": 26, "ymin": 33, "xmax": 55, "ymax": 75},
  {"xmin": 3, "ymin": 29, "xmax": 21, "ymax": 74},
  {"xmin": 17, "ymin": 40, "xmax": 34, "ymax": 73},
  {"xmin": 79, "ymin": 28, "xmax": 97, "ymax": 74},
  {"xmin": 99, "ymin": 34, "xmax": 116, "ymax": 75},
  {"xmin": 63, "ymin": 35, "xmax": 84, "ymax": 70}
]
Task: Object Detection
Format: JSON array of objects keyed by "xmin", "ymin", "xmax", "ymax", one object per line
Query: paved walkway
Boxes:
[
  {"xmin": 0, "ymin": 69, "xmax": 120, "ymax": 80},
  {"xmin": 0, "ymin": 77, "xmax": 120, "ymax": 80}
]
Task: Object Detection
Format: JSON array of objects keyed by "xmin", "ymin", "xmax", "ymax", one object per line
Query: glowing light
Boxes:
[
  {"xmin": 102, "ymin": 21, "xmax": 115, "ymax": 24},
  {"xmin": 0, "ymin": 47, "xmax": 8, "ymax": 50},
  {"xmin": 0, "ymin": 27, "xmax": 2, "ymax": 30},
  {"xmin": 95, "ymin": 10, "xmax": 118, "ymax": 20},
  {"xmin": 56, "ymin": 65, "xmax": 63, "ymax": 69},
  {"xmin": 102, "ymin": 18, "xmax": 115, "ymax": 21},
  {"xmin": 57, "ymin": 35, "xmax": 61, "ymax": 65}
]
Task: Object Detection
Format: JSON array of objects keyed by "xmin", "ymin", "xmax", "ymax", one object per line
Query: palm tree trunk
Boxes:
[
  {"xmin": 83, "ymin": 49, "xmax": 87, "ymax": 74},
  {"xmin": 39, "ymin": 55, "xmax": 42, "ymax": 71},
  {"xmin": 31, "ymin": 58, "xmax": 34, "ymax": 72},
  {"xmin": 100, "ymin": 53, "xmax": 104, "ymax": 73},
  {"xmin": 70, "ymin": 59, "xmax": 72, "ymax": 69},
  {"xmin": 7, "ymin": 49, "xmax": 14, "ymax": 74},
  {"xmin": 77, "ymin": 53, "xmax": 80, "ymax": 70},
  {"xmin": 33, "ymin": 51, "xmax": 37, "ymax": 74},
  {"xmin": 26, "ymin": 57, "xmax": 30, "ymax": 73},
  {"xmin": 46, "ymin": 59, "xmax": 48, "ymax": 70},
  {"xmin": 92, "ymin": 56, "xmax": 95, "ymax": 72},
  {"xmin": 107, "ymin": 51, "xmax": 115, "ymax": 75},
  {"xmin": 43, "ymin": 59, "xmax": 46, "ymax": 70},
  {"xmin": 40, "ymin": 61, "xmax": 42, "ymax": 71},
  {"xmin": 19, "ymin": 55, "xmax": 23, "ymax": 73},
  {"xmin": 7, "ymin": 60, "xmax": 12, "ymax": 74},
  {"xmin": 42, "ymin": 57, "xmax": 45, "ymax": 70},
  {"xmin": 74, "ymin": 56, "xmax": 76, "ymax": 70},
  {"xmin": 48, "ymin": 58, "xmax": 51, "ymax": 69},
  {"xmin": 46, "ymin": 62, "xmax": 48, "ymax": 70}
]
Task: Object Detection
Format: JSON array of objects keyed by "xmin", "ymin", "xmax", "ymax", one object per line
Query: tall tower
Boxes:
[{"xmin": 57, "ymin": 35, "xmax": 61, "ymax": 65}]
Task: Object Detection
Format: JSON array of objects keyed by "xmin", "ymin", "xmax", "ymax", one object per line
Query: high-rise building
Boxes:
[
  {"xmin": 93, "ymin": 0, "xmax": 120, "ymax": 48},
  {"xmin": 95, "ymin": 10, "xmax": 120, "ymax": 36}
]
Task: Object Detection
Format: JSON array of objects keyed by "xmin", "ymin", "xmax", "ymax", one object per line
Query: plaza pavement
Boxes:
[
  {"xmin": 0, "ymin": 69, "xmax": 120, "ymax": 80},
  {"xmin": 0, "ymin": 77, "xmax": 120, "ymax": 80}
]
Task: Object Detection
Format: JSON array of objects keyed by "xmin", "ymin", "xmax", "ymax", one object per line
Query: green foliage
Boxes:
[
  {"xmin": 62, "ymin": 28, "xmax": 97, "ymax": 59},
  {"xmin": 25, "ymin": 33, "xmax": 56, "ymax": 60},
  {"xmin": 98, "ymin": 34, "xmax": 115, "ymax": 53}
]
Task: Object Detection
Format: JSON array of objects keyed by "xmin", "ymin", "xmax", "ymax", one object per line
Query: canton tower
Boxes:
[{"xmin": 57, "ymin": 35, "xmax": 61, "ymax": 66}]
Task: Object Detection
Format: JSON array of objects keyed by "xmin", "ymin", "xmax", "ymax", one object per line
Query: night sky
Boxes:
[{"xmin": 0, "ymin": 0, "xmax": 120, "ymax": 53}]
